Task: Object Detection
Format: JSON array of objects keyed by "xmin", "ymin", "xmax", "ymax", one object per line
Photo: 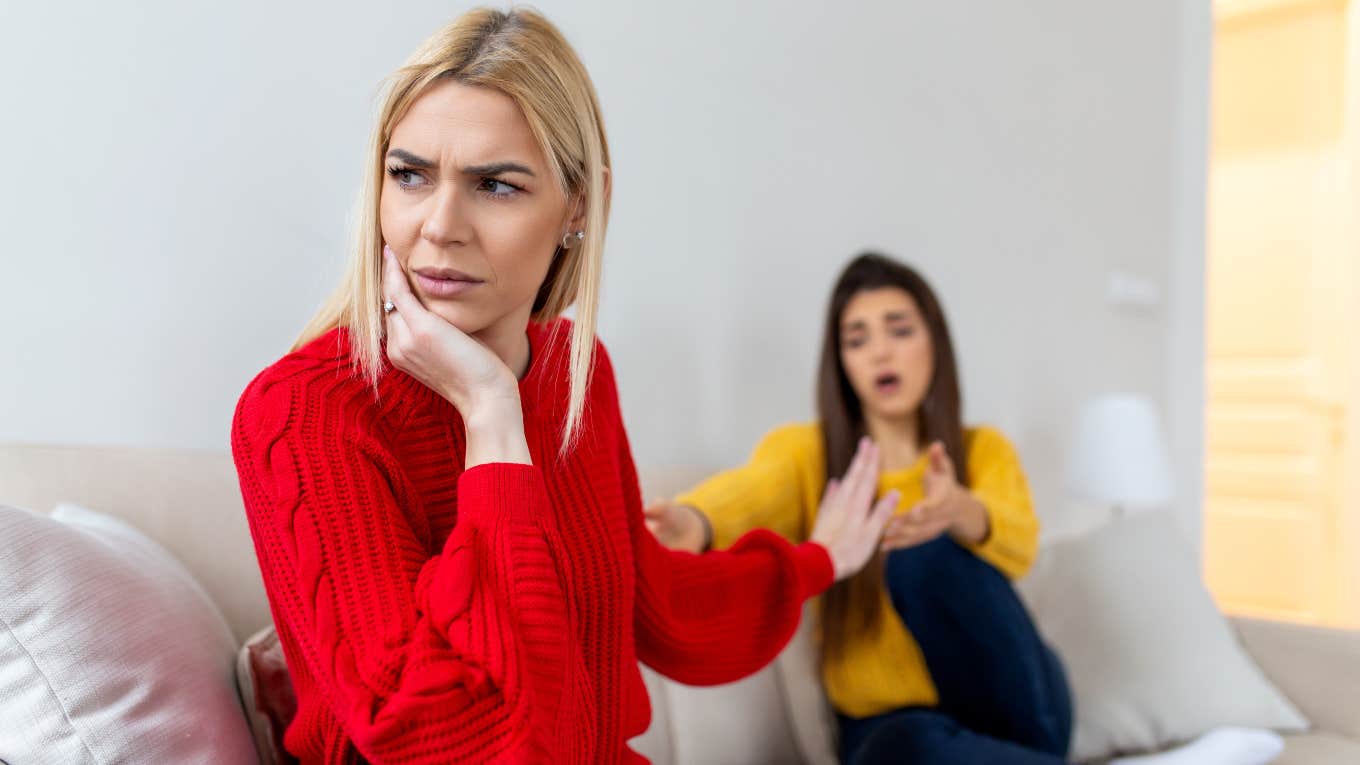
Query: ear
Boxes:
[{"xmin": 565, "ymin": 166, "xmax": 612, "ymax": 231}]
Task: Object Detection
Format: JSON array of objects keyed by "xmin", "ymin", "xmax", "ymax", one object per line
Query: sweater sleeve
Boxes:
[
  {"xmin": 673, "ymin": 424, "xmax": 823, "ymax": 549},
  {"xmin": 960, "ymin": 427, "xmax": 1040, "ymax": 580},
  {"xmin": 231, "ymin": 374, "xmax": 581, "ymax": 763},
  {"xmin": 595, "ymin": 349, "xmax": 834, "ymax": 686}
]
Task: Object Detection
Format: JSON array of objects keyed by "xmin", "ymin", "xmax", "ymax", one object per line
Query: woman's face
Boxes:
[
  {"xmin": 838, "ymin": 287, "xmax": 935, "ymax": 424},
  {"xmin": 379, "ymin": 79, "xmax": 578, "ymax": 336}
]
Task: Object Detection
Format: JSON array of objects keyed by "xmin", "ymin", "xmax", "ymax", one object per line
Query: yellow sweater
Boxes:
[{"xmin": 676, "ymin": 423, "xmax": 1039, "ymax": 718}]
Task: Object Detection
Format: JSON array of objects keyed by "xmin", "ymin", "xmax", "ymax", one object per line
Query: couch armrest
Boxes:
[{"xmin": 1231, "ymin": 616, "xmax": 1360, "ymax": 740}]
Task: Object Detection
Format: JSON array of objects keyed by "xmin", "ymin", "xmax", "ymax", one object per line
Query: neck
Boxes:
[
  {"xmin": 473, "ymin": 305, "xmax": 534, "ymax": 380},
  {"xmin": 864, "ymin": 411, "xmax": 923, "ymax": 472}
]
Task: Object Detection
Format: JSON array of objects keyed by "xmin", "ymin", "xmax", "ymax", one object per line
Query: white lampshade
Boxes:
[{"xmin": 1065, "ymin": 393, "xmax": 1174, "ymax": 512}]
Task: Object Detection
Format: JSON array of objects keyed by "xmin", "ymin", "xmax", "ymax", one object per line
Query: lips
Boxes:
[
  {"xmin": 874, "ymin": 372, "xmax": 902, "ymax": 394},
  {"xmin": 415, "ymin": 266, "xmax": 481, "ymax": 282},
  {"xmin": 412, "ymin": 266, "xmax": 484, "ymax": 298}
]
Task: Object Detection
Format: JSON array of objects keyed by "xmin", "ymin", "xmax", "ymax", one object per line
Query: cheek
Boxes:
[
  {"xmin": 905, "ymin": 338, "xmax": 934, "ymax": 387},
  {"xmin": 378, "ymin": 186, "xmax": 422, "ymax": 248},
  {"xmin": 478, "ymin": 209, "xmax": 559, "ymax": 287},
  {"xmin": 840, "ymin": 350, "xmax": 873, "ymax": 390}
]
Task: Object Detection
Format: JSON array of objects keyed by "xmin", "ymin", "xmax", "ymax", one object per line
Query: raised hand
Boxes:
[
  {"xmin": 810, "ymin": 437, "xmax": 900, "ymax": 581},
  {"xmin": 880, "ymin": 441, "xmax": 985, "ymax": 552}
]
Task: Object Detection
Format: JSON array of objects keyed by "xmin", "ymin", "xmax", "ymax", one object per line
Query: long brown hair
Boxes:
[{"xmin": 817, "ymin": 252, "xmax": 970, "ymax": 664}]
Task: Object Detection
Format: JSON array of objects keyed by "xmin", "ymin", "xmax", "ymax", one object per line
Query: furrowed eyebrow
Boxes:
[
  {"xmin": 384, "ymin": 149, "xmax": 437, "ymax": 169},
  {"xmin": 463, "ymin": 161, "xmax": 536, "ymax": 177},
  {"xmin": 384, "ymin": 149, "xmax": 537, "ymax": 179}
]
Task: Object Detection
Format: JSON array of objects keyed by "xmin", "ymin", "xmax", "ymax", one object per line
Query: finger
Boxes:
[
  {"xmin": 881, "ymin": 533, "xmax": 924, "ymax": 553},
  {"xmin": 823, "ymin": 476, "xmax": 841, "ymax": 498},
  {"xmin": 382, "ymin": 244, "xmax": 424, "ymax": 317},
  {"xmin": 840, "ymin": 437, "xmax": 869, "ymax": 488},
  {"xmin": 881, "ymin": 519, "xmax": 949, "ymax": 552},
  {"xmin": 883, "ymin": 514, "xmax": 905, "ymax": 536},
  {"xmin": 643, "ymin": 504, "xmax": 666, "ymax": 518},
  {"xmin": 384, "ymin": 306, "xmax": 412, "ymax": 360},
  {"xmin": 845, "ymin": 440, "xmax": 879, "ymax": 514},
  {"xmin": 911, "ymin": 498, "xmax": 949, "ymax": 524},
  {"xmin": 866, "ymin": 490, "xmax": 900, "ymax": 534},
  {"xmin": 930, "ymin": 441, "xmax": 956, "ymax": 481}
]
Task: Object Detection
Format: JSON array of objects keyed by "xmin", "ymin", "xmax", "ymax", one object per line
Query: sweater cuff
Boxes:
[
  {"xmin": 791, "ymin": 541, "xmax": 835, "ymax": 599},
  {"xmin": 456, "ymin": 463, "xmax": 551, "ymax": 528}
]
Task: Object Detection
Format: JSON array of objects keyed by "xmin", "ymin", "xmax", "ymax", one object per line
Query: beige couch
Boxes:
[{"xmin": 2, "ymin": 441, "xmax": 1358, "ymax": 765}]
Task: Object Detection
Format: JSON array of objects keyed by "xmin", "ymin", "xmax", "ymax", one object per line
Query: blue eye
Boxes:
[
  {"xmin": 386, "ymin": 166, "xmax": 425, "ymax": 190},
  {"xmin": 478, "ymin": 177, "xmax": 521, "ymax": 197}
]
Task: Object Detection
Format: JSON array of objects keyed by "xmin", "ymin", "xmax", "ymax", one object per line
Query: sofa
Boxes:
[{"xmin": 2, "ymin": 441, "xmax": 1358, "ymax": 764}]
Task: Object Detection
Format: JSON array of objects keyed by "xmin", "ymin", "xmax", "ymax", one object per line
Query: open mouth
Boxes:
[{"xmin": 874, "ymin": 372, "xmax": 902, "ymax": 395}]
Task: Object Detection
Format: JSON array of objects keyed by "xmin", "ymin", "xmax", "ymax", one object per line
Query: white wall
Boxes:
[{"xmin": 0, "ymin": 1, "xmax": 1210, "ymax": 538}]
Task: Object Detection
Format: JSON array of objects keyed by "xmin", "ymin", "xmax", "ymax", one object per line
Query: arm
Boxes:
[
  {"xmin": 231, "ymin": 377, "xmax": 577, "ymax": 763},
  {"xmin": 959, "ymin": 428, "xmax": 1040, "ymax": 579},
  {"xmin": 595, "ymin": 345, "xmax": 898, "ymax": 685},
  {"xmin": 622, "ymin": 422, "xmax": 835, "ymax": 686},
  {"xmin": 673, "ymin": 424, "xmax": 823, "ymax": 549}
]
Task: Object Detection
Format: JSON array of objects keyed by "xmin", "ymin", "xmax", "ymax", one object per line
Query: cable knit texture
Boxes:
[{"xmin": 230, "ymin": 318, "xmax": 834, "ymax": 765}]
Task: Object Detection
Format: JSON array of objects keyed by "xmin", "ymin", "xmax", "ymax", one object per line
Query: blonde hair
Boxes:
[{"xmin": 294, "ymin": 6, "xmax": 611, "ymax": 452}]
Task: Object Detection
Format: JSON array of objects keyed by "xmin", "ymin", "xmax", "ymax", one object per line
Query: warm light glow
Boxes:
[{"xmin": 1205, "ymin": 0, "xmax": 1360, "ymax": 628}]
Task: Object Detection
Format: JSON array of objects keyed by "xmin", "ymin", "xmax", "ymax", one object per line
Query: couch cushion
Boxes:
[
  {"xmin": 1232, "ymin": 617, "xmax": 1360, "ymax": 742},
  {"xmin": 0, "ymin": 503, "xmax": 257, "ymax": 765},
  {"xmin": 237, "ymin": 625, "xmax": 300, "ymax": 765},
  {"xmin": 1018, "ymin": 510, "xmax": 1309, "ymax": 761},
  {"xmin": 0, "ymin": 442, "xmax": 268, "ymax": 643},
  {"xmin": 1277, "ymin": 732, "xmax": 1360, "ymax": 765}
]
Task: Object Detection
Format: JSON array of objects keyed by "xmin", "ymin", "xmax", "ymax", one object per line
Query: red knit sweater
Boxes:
[{"xmin": 230, "ymin": 318, "xmax": 834, "ymax": 765}]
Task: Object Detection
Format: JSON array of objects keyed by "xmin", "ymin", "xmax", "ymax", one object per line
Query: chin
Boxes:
[
  {"xmin": 422, "ymin": 301, "xmax": 493, "ymax": 336},
  {"xmin": 863, "ymin": 396, "xmax": 923, "ymax": 422}
]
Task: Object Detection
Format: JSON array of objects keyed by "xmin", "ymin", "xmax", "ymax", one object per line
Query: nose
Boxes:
[
  {"xmin": 419, "ymin": 182, "xmax": 473, "ymax": 247},
  {"xmin": 867, "ymin": 332, "xmax": 893, "ymax": 362}
]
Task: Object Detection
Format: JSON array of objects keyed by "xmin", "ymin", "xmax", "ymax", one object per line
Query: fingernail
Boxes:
[{"xmin": 382, "ymin": 244, "xmax": 393, "ymax": 260}]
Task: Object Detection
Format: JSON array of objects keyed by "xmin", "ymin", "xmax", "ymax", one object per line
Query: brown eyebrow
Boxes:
[
  {"xmin": 385, "ymin": 149, "xmax": 437, "ymax": 169},
  {"xmin": 843, "ymin": 310, "xmax": 918, "ymax": 332},
  {"xmin": 464, "ymin": 161, "xmax": 536, "ymax": 178},
  {"xmin": 384, "ymin": 149, "xmax": 536, "ymax": 178}
]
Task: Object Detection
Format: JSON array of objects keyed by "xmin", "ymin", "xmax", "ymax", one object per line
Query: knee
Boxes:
[
  {"xmin": 1021, "ymin": 712, "xmax": 1071, "ymax": 758},
  {"xmin": 883, "ymin": 535, "xmax": 989, "ymax": 593},
  {"xmin": 852, "ymin": 711, "xmax": 961, "ymax": 765}
]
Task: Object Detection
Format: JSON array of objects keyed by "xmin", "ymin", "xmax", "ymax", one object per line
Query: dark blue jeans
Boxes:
[{"xmin": 837, "ymin": 536, "xmax": 1073, "ymax": 765}]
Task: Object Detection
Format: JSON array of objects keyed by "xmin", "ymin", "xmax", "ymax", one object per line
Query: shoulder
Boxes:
[
  {"xmin": 754, "ymin": 422, "xmax": 823, "ymax": 465},
  {"xmin": 531, "ymin": 316, "xmax": 610, "ymax": 376},
  {"xmin": 232, "ymin": 328, "xmax": 393, "ymax": 454},
  {"xmin": 536, "ymin": 317, "xmax": 623, "ymax": 404},
  {"xmin": 964, "ymin": 425, "xmax": 1022, "ymax": 467}
]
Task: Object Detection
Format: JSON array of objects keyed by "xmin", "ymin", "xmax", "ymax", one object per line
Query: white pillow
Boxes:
[
  {"xmin": 1018, "ymin": 510, "xmax": 1309, "ymax": 761},
  {"xmin": 0, "ymin": 503, "xmax": 258, "ymax": 765}
]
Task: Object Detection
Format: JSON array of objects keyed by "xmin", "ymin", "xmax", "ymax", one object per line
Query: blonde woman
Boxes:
[{"xmin": 230, "ymin": 8, "xmax": 894, "ymax": 765}]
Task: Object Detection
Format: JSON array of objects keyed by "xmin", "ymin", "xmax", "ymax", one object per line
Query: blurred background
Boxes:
[{"xmin": 0, "ymin": 0, "xmax": 1354, "ymax": 629}]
